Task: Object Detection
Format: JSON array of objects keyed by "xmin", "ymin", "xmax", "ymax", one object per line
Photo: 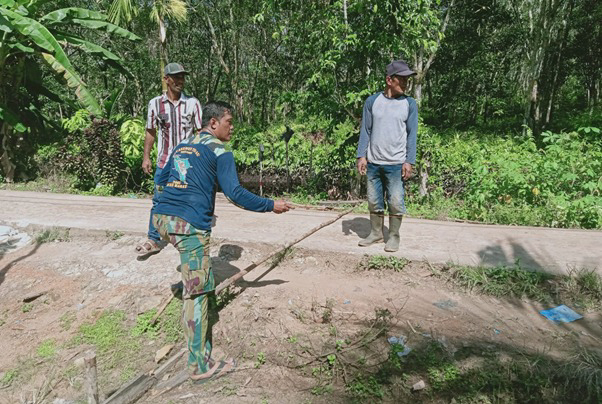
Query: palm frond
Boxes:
[
  {"xmin": 150, "ymin": 0, "xmax": 187, "ymax": 25},
  {"xmin": 108, "ymin": 0, "xmax": 138, "ymax": 26}
]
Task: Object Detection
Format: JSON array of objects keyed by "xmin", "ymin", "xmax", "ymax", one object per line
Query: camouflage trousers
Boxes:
[{"xmin": 152, "ymin": 214, "xmax": 215, "ymax": 375}]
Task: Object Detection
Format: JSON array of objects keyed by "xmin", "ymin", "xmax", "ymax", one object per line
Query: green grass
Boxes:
[
  {"xmin": 130, "ymin": 309, "xmax": 159, "ymax": 338},
  {"xmin": 343, "ymin": 337, "xmax": 602, "ymax": 403},
  {"xmin": 451, "ymin": 265, "xmax": 551, "ymax": 300},
  {"xmin": 160, "ymin": 298, "xmax": 183, "ymax": 343},
  {"xmin": 59, "ymin": 311, "xmax": 76, "ymax": 331},
  {"xmin": 357, "ymin": 255, "xmax": 409, "ymax": 272},
  {"xmin": 71, "ymin": 310, "xmax": 139, "ymax": 370},
  {"xmin": 0, "ymin": 369, "xmax": 17, "ymax": 386},
  {"xmin": 21, "ymin": 303, "xmax": 33, "ymax": 313},
  {"xmin": 36, "ymin": 339, "xmax": 57, "ymax": 359},
  {"xmin": 106, "ymin": 230, "xmax": 124, "ymax": 240},
  {"xmin": 444, "ymin": 264, "xmax": 602, "ymax": 311},
  {"xmin": 35, "ymin": 228, "xmax": 70, "ymax": 243}
]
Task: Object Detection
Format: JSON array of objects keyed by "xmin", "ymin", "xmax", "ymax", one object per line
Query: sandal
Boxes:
[
  {"xmin": 135, "ymin": 239, "xmax": 163, "ymax": 258},
  {"xmin": 190, "ymin": 358, "xmax": 236, "ymax": 384}
]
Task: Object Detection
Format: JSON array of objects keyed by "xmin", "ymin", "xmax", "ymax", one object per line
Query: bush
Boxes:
[{"xmin": 58, "ymin": 113, "xmax": 128, "ymax": 193}]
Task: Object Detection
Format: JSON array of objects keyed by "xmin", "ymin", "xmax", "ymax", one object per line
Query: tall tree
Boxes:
[{"xmin": 108, "ymin": 0, "xmax": 187, "ymax": 91}]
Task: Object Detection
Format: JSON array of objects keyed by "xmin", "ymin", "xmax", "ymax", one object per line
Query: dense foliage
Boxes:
[{"xmin": 1, "ymin": 0, "xmax": 601, "ymax": 229}]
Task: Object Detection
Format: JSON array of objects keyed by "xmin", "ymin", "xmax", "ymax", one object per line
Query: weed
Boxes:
[
  {"xmin": 447, "ymin": 263, "xmax": 602, "ymax": 310},
  {"xmin": 160, "ymin": 298, "xmax": 183, "ymax": 343},
  {"xmin": 63, "ymin": 365, "xmax": 81, "ymax": 389},
  {"xmin": 1, "ymin": 369, "xmax": 17, "ymax": 386},
  {"xmin": 346, "ymin": 375, "xmax": 384, "ymax": 400},
  {"xmin": 358, "ymin": 254, "xmax": 409, "ymax": 272},
  {"xmin": 72, "ymin": 310, "xmax": 139, "ymax": 370},
  {"xmin": 559, "ymin": 269, "xmax": 602, "ymax": 310},
  {"xmin": 106, "ymin": 230, "xmax": 124, "ymax": 240},
  {"xmin": 428, "ymin": 363, "xmax": 460, "ymax": 390},
  {"xmin": 36, "ymin": 339, "xmax": 57, "ymax": 359},
  {"xmin": 59, "ymin": 311, "xmax": 76, "ymax": 331},
  {"xmin": 35, "ymin": 228, "xmax": 70, "ymax": 243},
  {"xmin": 287, "ymin": 336, "xmax": 298, "ymax": 344},
  {"xmin": 120, "ymin": 365, "xmax": 136, "ymax": 382},
  {"xmin": 216, "ymin": 286, "xmax": 239, "ymax": 310},
  {"xmin": 270, "ymin": 247, "xmax": 296, "ymax": 268},
  {"xmin": 130, "ymin": 309, "xmax": 159, "ymax": 338},
  {"xmin": 21, "ymin": 303, "xmax": 33, "ymax": 313},
  {"xmin": 255, "ymin": 352, "xmax": 267, "ymax": 368},
  {"xmin": 561, "ymin": 348, "xmax": 602, "ymax": 401},
  {"xmin": 321, "ymin": 298, "xmax": 335, "ymax": 324},
  {"xmin": 311, "ymin": 384, "xmax": 333, "ymax": 395}
]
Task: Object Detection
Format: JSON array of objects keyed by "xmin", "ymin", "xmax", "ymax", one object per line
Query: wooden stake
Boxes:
[
  {"xmin": 216, "ymin": 207, "xmax": 353, "ymax": 294},
  {"xmin": 84, "ymin": 351, "xmax": 99, "ymax": 404},
  {"xmin": 150, "ymin": 293, "xmax": 175, "ymax": 326}
]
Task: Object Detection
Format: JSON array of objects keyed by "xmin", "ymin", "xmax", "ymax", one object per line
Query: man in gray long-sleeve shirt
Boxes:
[{"xmin": 356, "ymin": 60, "xmax": 418, "ymax": 252}]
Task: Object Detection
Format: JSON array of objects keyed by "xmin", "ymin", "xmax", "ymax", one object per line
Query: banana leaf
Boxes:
[
  {"xmin": 2, "ymin": 8, "xmax": 102, "ymax": 115},
  {"xmin": 42, "ymin": 52, "xmax": 102, "ymax": 116},
  {"xmin": 0, "ymin": 105, "xmax": 27, "ymax": 132},
  {"xmin": 69, "ymin": 18, "xmax": 140, "ymax": 41},
  {"xmin": 40, "ymin": 7, "xmax": 107, "ymax": 23}
]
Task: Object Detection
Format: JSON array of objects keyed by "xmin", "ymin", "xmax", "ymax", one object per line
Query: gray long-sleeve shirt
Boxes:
[{"xmin": 356, "ymin": 92, "xmax": 418, "ymax": 165}]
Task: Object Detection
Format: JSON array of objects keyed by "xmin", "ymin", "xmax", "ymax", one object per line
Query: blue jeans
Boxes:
[
  {"xmin": 366, "ymin": 163, "xmax": 406, "ymax": 216},
  {"xmin": 147, "ymin": 167, "xmax": 163, "ymax": 241}
]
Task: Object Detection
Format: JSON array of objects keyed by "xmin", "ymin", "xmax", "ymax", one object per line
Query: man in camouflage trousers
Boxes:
[{"xmin": 153, "ymin": 101, "xmax": 291, "ymax": 382}]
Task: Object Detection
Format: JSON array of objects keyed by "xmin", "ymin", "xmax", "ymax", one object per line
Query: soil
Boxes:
[{"xmin": 0, "ymin": 233, "xmax": 601, "ymax": 403}]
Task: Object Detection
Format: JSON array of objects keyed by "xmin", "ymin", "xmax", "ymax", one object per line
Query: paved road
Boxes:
[{"xmin": 1, "ymin": 190, "xmax": 600, "ymax": 275}]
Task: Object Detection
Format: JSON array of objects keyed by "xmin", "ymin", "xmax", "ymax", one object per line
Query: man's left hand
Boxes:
[{"xmin": 402, "ymin": 163, "xmax": 413, "ymax": 181}]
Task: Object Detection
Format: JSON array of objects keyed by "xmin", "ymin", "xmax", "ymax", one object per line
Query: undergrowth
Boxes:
[{"xmin": 445, "ymin": 264, "xmax": 602, "ymax": 311}]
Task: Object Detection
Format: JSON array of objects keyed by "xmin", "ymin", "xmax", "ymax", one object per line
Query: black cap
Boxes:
[{"xmin": 386, "ymin": 60, "xmax": 416, "ymax": 77}]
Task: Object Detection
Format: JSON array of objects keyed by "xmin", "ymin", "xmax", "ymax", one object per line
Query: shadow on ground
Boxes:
[{"xmin": 0, "ymin": 242, "xmax": 41, "ymax": 287}]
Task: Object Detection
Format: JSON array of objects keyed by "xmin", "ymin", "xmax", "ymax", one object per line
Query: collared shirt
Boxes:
[{"xmin": 146, "ymin": 93, "xmax": 202, "ymax": 168}]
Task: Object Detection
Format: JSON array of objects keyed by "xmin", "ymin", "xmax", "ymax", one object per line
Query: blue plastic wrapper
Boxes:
[{"xmin": 540, "ymin": 305, "xmax": 583, "ymax": 323}]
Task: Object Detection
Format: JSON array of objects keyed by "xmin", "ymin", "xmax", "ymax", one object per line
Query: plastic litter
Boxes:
[
  {"xmin": 343, "ymin": 299, "xmax": 351, "ymax": 304},
  {"xmin": 387, "ymin": 335, "xmax": 412, "ymax": 357},
  {"xmin": 540, "ymin": 305, "xmax": 583, "ymax": 323},
  {"xmin": 412, "ymin": 380, "xmax": 426, "ymax": 391}
]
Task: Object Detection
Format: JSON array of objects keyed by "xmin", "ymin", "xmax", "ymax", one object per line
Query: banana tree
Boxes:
[
  {"xmin": 109, "ymin": 0, "xmax": 187, "ymax": 92},
  {"xmin": 0, "ymin": 0, "xmax": 139, "ymax": 182}
]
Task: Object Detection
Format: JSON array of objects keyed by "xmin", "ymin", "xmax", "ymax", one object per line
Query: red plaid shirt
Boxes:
[{"xmin": 146, "ymin": 93, "xmax": 202, "ymax": 168}]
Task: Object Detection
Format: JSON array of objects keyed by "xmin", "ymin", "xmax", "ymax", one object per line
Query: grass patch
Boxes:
[
  {"xmin": 71, "ymin": 310, "xmax": 139, "ymax": 370},
  {"xmin": 21, "ymin": 303, "xmax": 34, "ymax": 313},
  {"xmin": 451, "ymin": 265, "xmax": 551, "ymax": 300},
  {"xmin": 440, "ymin": 263, "xmax": 602, "ymax": 311},
  {"xmin": 357, "ymin": 255, "xmax": 409, "ymax": 272},
  {"xmin": 35, "ymin": 227, "xmax": 70, "ymax": 243},
  {"xmin": 0, "ymin": 369, "xmax": 17, "ymax": 386},
  {"xmin": 59, "ymin": 311, "xmax": 76, "ymax": 331},
  {"xmin": 344, "ymin": 336, "xmax": 602, "ymax": 403},
  {"xmin": 270, "ymin": 247, "xmax": 296, "ymax": 268},
  {"xmin": 130, "ymin": 309, "xmax": 159, "ymax": 338},
  {"xmin": 159, "ymin": 298, "xmax": 183, "ymax": 343},
  {"xmin": 106, "ymin": 230, "xmax": 124, "ymax": 240},
  {"xmin": 36, "ymin": 339, "xmax": 57, "ymax": 359}
]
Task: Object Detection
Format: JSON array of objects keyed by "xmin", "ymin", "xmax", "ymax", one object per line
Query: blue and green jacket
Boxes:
[{"xmin": 155, "ymin": 131, "xmax": 274, "ymax": 230}]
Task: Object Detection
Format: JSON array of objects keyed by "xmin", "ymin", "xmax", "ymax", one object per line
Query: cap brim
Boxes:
[{"xmin": 392, "ymin": 70, "xmax": 416, "ymax": 77}]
